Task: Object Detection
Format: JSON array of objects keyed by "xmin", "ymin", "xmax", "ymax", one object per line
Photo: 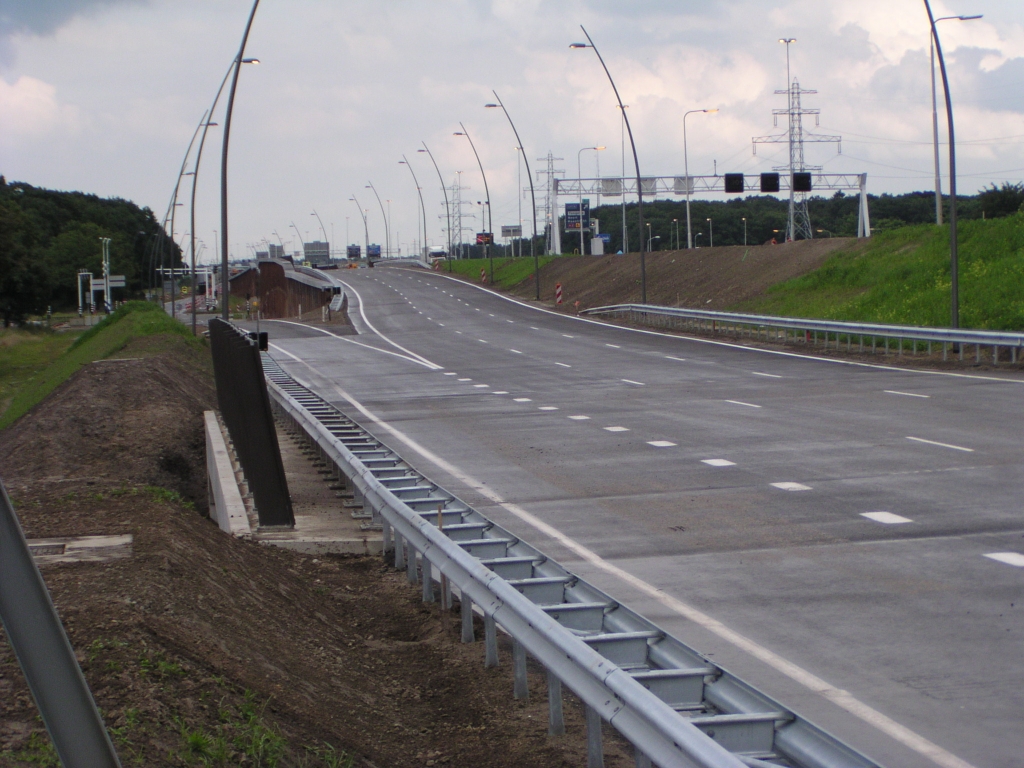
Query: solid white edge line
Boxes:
[
  {"xmin": 885, "ymin": 390, "xmax": 930, "ymax": 398},
  {"xmin": 407, "ymin": 269, "xmax": 1024, "ymax": 387},
  {"xmin": 622, "ymin": 379, "xmax": 645, "ymax": 386},
  {"xmin": 337, "ymin": 278, "xmax": 442, "ymax": 369},
  {"xmin": 267, "ymin": 343, "xmax": 977, "ymax": 768},
  {"xmin": 725, "ymin": 400, "xmax": 762, "ymax": 408},
  {"xmin": 259, "ymin": 320, "xmax": 435, "ymax": 369},
  {"xmin": 905, "ymin": 436, "xmax": 974, "ymax": 452}
]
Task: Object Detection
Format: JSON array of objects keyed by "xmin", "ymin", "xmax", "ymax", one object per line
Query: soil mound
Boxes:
[
  {"xmin": 507, "ymin": 238, "xmax": 858, "ymax": 311},
  {"xmin": 0, "ymin": 334, "xmax": 630, "ymax": 767}
]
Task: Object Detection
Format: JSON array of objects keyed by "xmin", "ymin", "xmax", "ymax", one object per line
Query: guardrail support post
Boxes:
[
  {"xmin": 547, "ymin": 670, "xmax": 564, "ymax": 735},
  {"xmin": 382, "ymin": 520, "xmax": 392, "ymax": 555},
  {"xmin": 407, "ymin": 546, "xmax": 419, "ymax": 584},
  {"xmin": 975, "ymin": 344, "xmax": 980, "ymax": 363},
  {"xmin": 585, "ymin": 705, "xmax": 604, "ymax": 768},
  {"xmin": 394, "ymin": 531, "xmax": 405, "ymax": 570},
  {"xmin": 461, "ymin": 595, "xmax": 475, "ymax": 643},
  {"xmin": 512, "ymin": 639, "xmax": 528, "ymax": 699},
  {"xmin": 634, "ymin": 747, "xmax": 652, "ymax": 768},
  {"xmin": 422, "ymin": 557, "xmax": 434, "ymax": 602},
  {"xmin": 484, "ymin": 614, "xmax": 499, "ymax": 667}
]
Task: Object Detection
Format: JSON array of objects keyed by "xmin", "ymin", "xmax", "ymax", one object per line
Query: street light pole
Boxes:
[
  {"xmin": 930, "ymin": 14, "xmax": 982, "ymax": 227},
  {"xmin": 418, "ymin": 143, "xmax": 453, "ymax": 272},
  {"xmin": 486, "ymin": 91, "xmax": 541, "ymax": 300},
  {"xmin": 454, "ymin": 123, "xmax": 492, "ymax": 284},
  {"xmin": 577, "ymin": 146, "xmax": 605, "ymax": 256},
  {"xmin": 742, "ymin": 217, "xmax": 747, "ymax": 245},
  {"xmin": 399, "ymin": 155, "xmax": 428, "ymax": 262},
  {"xmin": 365, "ymin": 183, "xmax": 389, "ymax": 262},
  {"xmin": 707, "ymin": 218, "xmax": 713, "ymax": 248},
  {"xmin": 220, "ymin": 0, "xmax": 261, "ymax": 320},
  {"xmin": 924, "ymin": 1, "xmax": 975, "ymax": 329},
  {"xmin": 572, "ymin": 26, "xmax": 646, "ymax": 302},
  {"xmin": 349, "ymin": 196, "xmax": 369, "ymax": 262},
  {"xmin": 683, "ymin": 108, "xmax": 718, "ymax": 249}
]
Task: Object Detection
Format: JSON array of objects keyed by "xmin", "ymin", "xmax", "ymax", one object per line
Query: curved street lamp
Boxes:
[
  {"xmin": 349, "ymin": 196, "xmax": 370, "ymax": 262},
  {"xmin": 311, "ymin": 210, "xmax": 327, "ymax": 262},
  {"xmin": 219, "ymin": 0, "xmax": 261, "ymax": 320},
  {"xmin": 683, "ymin": 108, "xmax": 718, "ymax": 249},
  {"xmin": 571, "ymin": 26, "xmax": 646, "ymax": 302},
  {"xmin": 366, "ymin": 182, "xmax": 390, "ymax": 260},
  {"xmin": 923, "ymin": 0, "xmax": 972, "ymax": 329},
  {"xmin": 189, "ymin": 54, "xmax": 256, "ymax": 332},
  {"xmin": 418, "ymin": 143, "xmax": 452, "ymax": 272},
  {"xmin": 485, "ymin": 91, "xmax": 541, "ymax": 300},
  {"xmin": 577, "ymin": 146, "xmax": 605, "ymax": 255},
  {"xmin": 399, "ymin": 156, "xmax": 428, "ymax": 263},
  {"xmin": 454, "ymin": 123, "xmax": 492, "ymax": 283}
]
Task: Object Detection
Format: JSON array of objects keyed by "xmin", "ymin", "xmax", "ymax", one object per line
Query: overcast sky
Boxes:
[{"xmin": 2, "ymin": 0, "xmax": 1022, "ymax": 260}]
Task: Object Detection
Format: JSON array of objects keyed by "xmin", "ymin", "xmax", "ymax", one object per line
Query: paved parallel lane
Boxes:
[{"xmin": 262, "ymin": 265, "xmax": 1024, "ymax": 768}]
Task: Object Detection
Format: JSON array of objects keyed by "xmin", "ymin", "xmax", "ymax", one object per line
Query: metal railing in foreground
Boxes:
[
  {"xmin": 263, "ymin": 356, "xmax": 879, "ymax": 768},
  {"xmin": 582, "ymin": 304, "xmax": 1024, "ymax": 365}
]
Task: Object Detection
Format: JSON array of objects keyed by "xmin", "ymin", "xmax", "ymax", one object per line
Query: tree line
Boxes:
[
  {"xmin": 0, "ymin": 177, "xmax": 181, "ymax": 325},
  {"xmin": 578, "ymin": 183, "xmax": 1024, "ymax": 255}
]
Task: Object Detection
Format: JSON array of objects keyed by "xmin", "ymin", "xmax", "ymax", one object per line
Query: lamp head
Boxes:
[
  {"xmin": 778, "ymin": 38, "xmax": 796, "ymax": 44},
  {"xmin": 416, "ymin": 148, "xmax": 426, "ymax": 153},
  {"xmin": 241, "ymin": 58, "xmax": 260, "ymax": 64},
  {"xmin": 484, "ymin": 103, "xmax": 499, "ymax": 109},
  {"xmin": 569, "ymin": 43, "xmax": 590, "ymax": 49},
  {"xmin": 595, "ymin": 146, "xmax": 606, "ymax": 150},
  {"xmin": 454, "ymin": 131, "xmax": 465, "ymax": 136},
  {"xmin": 705, "ymin": 109, "xmax": 719, "ymax": 114}
]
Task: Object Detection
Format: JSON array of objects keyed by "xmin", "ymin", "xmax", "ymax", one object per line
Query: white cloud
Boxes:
[{"xmin": 0, "ymin": 74, "xmax": 79, "ymax": 136}]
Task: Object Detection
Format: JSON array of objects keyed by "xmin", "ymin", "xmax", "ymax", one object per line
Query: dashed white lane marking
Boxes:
[
  {"xmin": 622, "ymin": 379, "xmax": 645, "ymax": 386},
  {"xmin": 648, "ymin": 440, "xmax": 677, "ymax": 448},
  {"xmin": 438, "ymin": 323, "xmax": 445, "ymax": 327},
  {"xmin": 455, "ymin": 331, "xmax": 463, "ymax": 334},
  {"xmin": 443, "ymin": 372, "xmax": 458, "ymax": 376},
  {"xmin": 473, "ymin": 384, "xmax": 489, "ymax": 388},
  {"xmin": 771, "ymin": 482, "xmax": 812, "ymax": 491},
  {"xmin": 530, "ymin": 326, "xmax": 539, "ymax": 330},
  {"xmin": 605, "ymin": 343, "xmax": 621, "ymax": 348},
  {"xmin": 861, "ymin": 511, "xmax": 914, "ymax": 524},
  {"xmin": 568, "ymin": 415, "xmax": 591, "ymax": 421},
  {"xmin": 555, "ymin": 362, "xmax": 572, "ymax": 368},
  {"xmin": 538, "ymin": 406, "xmax": 559, "ymax": 411},
  {"xmin": 475, "ymin": 308, "xmax": 481, "ymax": 312},
  {"xmin": 506, "ymin": 319, "xmax": 515, "ymax": 323},
  {"xmin": 489, "ymin": 313, "xmax": 495, "ymax": 317},
  {"xmin": 513, "ymin": 397, "xmax": 532, "ymax": 402},
  {"xmin": 479, "ymin": 339, "xmax": 489, "ymax": 344},
  {"xmin": 603, "ymin": 426, "xmax": 630, "ymax": 432},
  {"xmin": 726, "ymin": 400, "xmax": 762, "ymax": 409},
  {"xmin": 562, "ymin": 334, "xmax": 574, "ymax": 338},
  {"xmin": 457, "ymin": 378, "xmax": 472, "ymax": 382},
  {"xmin": 492, "ymin": 391, "xmax": 509, "ymax": 395},
  {"xmin": 906, "ymin": 436, "xmax": 974, "ymax": 452},
  {"xmin": 702, "ymin": 459, "xmax": 736, "ymax": 467},
  {"xmin": 886, "ymin": 390, "xmax": 930, "ymax": 399},
  {"xmin": 751, "ymin": 371, "xmax": 782, "ymax": 379},
  {"xmin": 665, "ymin": 355, "xmax": 687, "ymax": 362},
  {"xmin": 984, "ymin": 552, "xmax": 1024, "ymax": 567},
  {"xmin": 510, "ymin": 349, "xmax": 522, "ymax": 354}
]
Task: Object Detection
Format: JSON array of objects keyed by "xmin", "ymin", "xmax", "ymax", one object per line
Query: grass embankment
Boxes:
[
  {"xmin": 0, "ymin": 301, "xmax": 201, "ymax": 431},
  {"xmin": 446, "ymin": 255, "xmax": 556, "ymax": 290},
  {"xmin": 740, "ymin": 214, "xmax": 1024, "ymax": 329}
]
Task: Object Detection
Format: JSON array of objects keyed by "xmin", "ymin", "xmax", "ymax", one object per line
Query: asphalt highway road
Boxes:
[{"xmin": 263, "ymin": 263, "xmax": 1024, "ymax": 768}]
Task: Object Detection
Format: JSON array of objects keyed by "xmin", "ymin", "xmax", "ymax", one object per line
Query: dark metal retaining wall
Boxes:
[{"xmin": 208, "ymin": 318, "xmax": 293, "ymax": 527}]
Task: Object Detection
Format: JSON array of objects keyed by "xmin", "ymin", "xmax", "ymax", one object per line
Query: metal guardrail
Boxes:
[
  {"xmin": 0, "ymin": 478, "xmax": 122, "ymax": 768},
  {"xmin": 262, "ymin": 356, "xmax": 880, "ymax": 768},
  {"xmin": 209, "ymin": 319, "xmax": 293, "ymax": 527},
  {"xmin": 582, "ymin": 304, "xmax": 1024, "ymax": 365}
]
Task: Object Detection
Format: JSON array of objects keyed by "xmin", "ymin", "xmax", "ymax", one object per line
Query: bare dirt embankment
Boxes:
[
  {"xmin": 0, "ymin": 334, "xmax": 633, "ymax": 767},
  {"xmin": 458, "ymin": 239, "xmax": 858, "ymax": 311}
]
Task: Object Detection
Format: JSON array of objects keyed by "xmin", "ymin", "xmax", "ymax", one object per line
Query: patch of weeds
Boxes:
[
  {"xmin": 312, "ymin": 585, "xmax": 329, "ymax": 596},
  {"xmin": 139, "ymin": 650, "xmax": 185, "ymax": 679},
  {"xmin": 144, "ymin": 485, "xmax": 195, "ymax": 510},
  {"xmin": 1, "ymin": 732, "xmax": 60, "ymax": 767},
  {"xmin": 313, "ymin": 743, "xmax": 354, "ymax": 768}
]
